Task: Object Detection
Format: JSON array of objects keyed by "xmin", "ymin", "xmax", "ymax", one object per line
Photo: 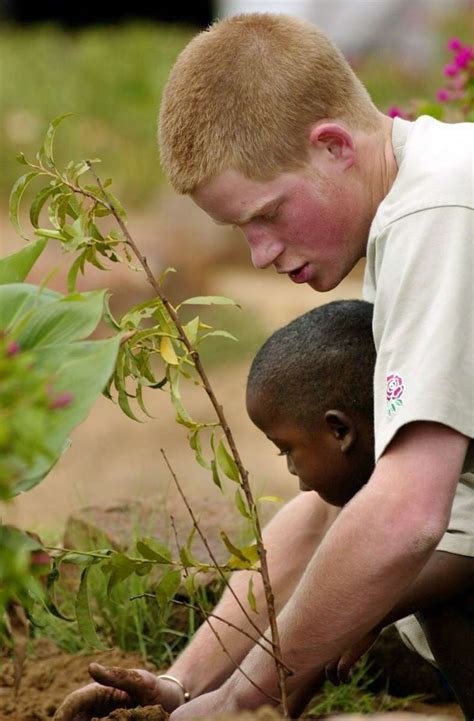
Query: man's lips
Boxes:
[{"xmin": 285, "ymin": 263, "xmax": 312, "ymax": 283}]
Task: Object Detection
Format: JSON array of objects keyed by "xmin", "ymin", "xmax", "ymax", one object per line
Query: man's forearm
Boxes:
[
  {"xmin": 169, "ymin": 493, "xmax": 338, "ymax": 698},
  {"xmin": 223, "ymin": 424, "xmax": 467, "ymax": 709}
]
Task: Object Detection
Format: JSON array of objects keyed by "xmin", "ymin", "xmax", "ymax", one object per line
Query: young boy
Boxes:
[{"xmin": 55, "ymin": 301, "xmax": 473, "ymax": 721}]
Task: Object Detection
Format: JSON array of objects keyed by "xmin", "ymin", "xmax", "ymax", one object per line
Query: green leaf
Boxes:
[
  {"xmin": 226, "ymin": 542, "xmax": 260, "ymax": 570},
  {"xmin": 0, "ymin": 283, "xmax": 60, "ymax": 331},
  {"xmin": 16, "ymin": 289, "xmax": 106, "ymax": 349},
  {"xmin": 183, "ymin": 316, "xmax": 200, "ymax": 346},
  {"xmin": 156, "ymin": 569, "xmax": 182, "ymax": 603},
  {"xmin": 220, "ymin": 532, "xmax": 248, "ymax": 563},
  {"xmin": 0, "ymin": 239, "xmax": 47, "ymax": 285},
  {"xmin": 189, "ymin": 429, "xmax": 210, "ymax": 470},
  {"xmin": 247, "ymin": 576, "xmax": 258, "ymax": 613},
  {"xmin": 200, "ymin": 329, "xmax": 238, "ymax": 342},
  {"xmin": 257, "ymin": 496, "xmax": 284, "ymax": 504},
  {"xmin": 29, "ymin": 184, "xmax": 58, "ymax": 228},
  {"xmin": 136, "ymin": 539, "xmax": 172, "ymax": 564},
  {"xmin": 16, "ymin": 152, "xmax": 28, "ymax": 165},
  {"xmin": 180, "ymin": 295, "xmax": 239, "ymax": 307},
  {"xmin": 75, "ymin": 567, "xmax": 105, "ymax": 649},
  {"xmin": 37, "ymin": 113, "xmax": 73, "ymax": 168},
  {"xmin": 216, "ymin": 439, "xmax": 240, "ymax": 482},
  {"xmin": 9, "ymin": 171, "xmax": 40, "ymax": 239},
  {"xmin": 14, "ymin": 334, "xmax": 121, "ymax": 494},
  {"xmin": 211, "ymin": 459, "xmax": 223, "ymax": 491},
  {"xmin": 235, "ymin": 489, "xmax": 251, "ymax": 520},
  {"xmin": 118, "ymin": 388, "xmax": 142, "ymax": 423},
  {"xmin": 103, "ymin": 189, "xmax": 127, "ymax": 223}
]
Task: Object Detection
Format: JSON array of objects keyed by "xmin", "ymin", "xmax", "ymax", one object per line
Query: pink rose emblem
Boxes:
[{"xmin": 386, "ymin": 373, "xmax": 404, "ymax": 403}]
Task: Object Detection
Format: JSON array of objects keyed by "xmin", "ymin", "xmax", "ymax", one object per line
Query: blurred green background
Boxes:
[{"xmin": 0, "ymin": 6, "xmax": 471, "ymax": 210}]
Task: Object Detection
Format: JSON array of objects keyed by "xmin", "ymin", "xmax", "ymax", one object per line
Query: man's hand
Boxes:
[{"xmin": 54, "ymin": 664, "xmax": 185, "ymax": 721}]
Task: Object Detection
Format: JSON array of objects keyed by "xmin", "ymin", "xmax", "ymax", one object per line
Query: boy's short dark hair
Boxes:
[{"xmin": 247, "ymin": 300, "xmax": 375, "ymax": 429}]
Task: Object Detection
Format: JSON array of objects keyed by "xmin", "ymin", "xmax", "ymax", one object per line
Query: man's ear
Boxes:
[
  {"xmin": 308, "ymin": 123, "xmax": 355, "ymax": 169},
  {"xmin": 325, "ymin": 410, "xmax": 358, "ymax": 452}
]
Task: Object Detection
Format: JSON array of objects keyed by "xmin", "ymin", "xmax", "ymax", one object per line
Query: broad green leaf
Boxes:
[
  {"xmin": 136, "ymin": 539, "xmax": 171, "ymax": 564},
  {"xmin": 37, "ymin": 113, "xmax": 73, "ymax": 168},
  {"xmin": 160, "ymin": 335, "xmax": 179, "ymax": 365},
  {"xmin": 216, "ymin": 439, "xmax": 240, "ymax": 482},
  {"xmin": 235, "ymin": 489, "xmax": 251, "ymax": 520},
  {"xmin": 75, "ymin": 567, "xmax": 105, "ymax": 649},
  {"xmin": 67, "ymin": 253, "xmax": 86, "ymax": 293},
  {"xmin": 14, "ymin": 335, "xmax": 121, "ymax": 494},
  {"xmin": 16, "ymin": 289, "xmax": 106, "ymax": 349},
  {"xmin": 247, "ymin": 576, "xmax": 258, "ymax": 613},
  {"xmin": 0, "ymin": 239, "xmax": 47, "ymax": 285},
  {"xmin": 9, "ymin": 171, "xmax": 40, "ymax": 239},
  {"xmin": 0, "ymin": 283, "xmax": 60, "ymax": 331},
  {"xmin": 180, "ymin": 295, "xmax": 239, "ymax": 307}
]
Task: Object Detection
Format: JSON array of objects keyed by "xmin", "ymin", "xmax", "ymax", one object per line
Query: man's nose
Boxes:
[{"xmin": 243, "ymin": 229, "xmax": 283, "ymax": 270}]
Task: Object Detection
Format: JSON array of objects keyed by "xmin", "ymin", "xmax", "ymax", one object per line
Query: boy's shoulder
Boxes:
[{"xmin": 372, "ymin": 116, "xmax": 473, "ymax": 234}]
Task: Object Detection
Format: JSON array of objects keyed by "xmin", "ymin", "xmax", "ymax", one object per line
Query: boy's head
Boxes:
[
  {"xmin": 246, "ymin": 300, "xmax": 375, "ymax": 506},
  {"xmin": 159, "ymin": 13, "xmax": 379, "ymax": 195}
]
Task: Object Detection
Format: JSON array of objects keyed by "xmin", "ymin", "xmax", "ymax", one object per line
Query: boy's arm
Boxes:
[{"xmin": 170, "ymin": 421, "xmax": 469, "ymax": 718}]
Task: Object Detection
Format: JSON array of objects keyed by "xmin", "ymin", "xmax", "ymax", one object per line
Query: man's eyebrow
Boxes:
[{"xmin": 213, "ymin": 198, "xmax": 279, "ymax": 227}]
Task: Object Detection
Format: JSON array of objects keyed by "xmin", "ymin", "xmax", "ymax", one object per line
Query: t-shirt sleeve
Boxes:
[{"xmin": 372, "ymin": 205, "xmax": 474, "ymax": 466}]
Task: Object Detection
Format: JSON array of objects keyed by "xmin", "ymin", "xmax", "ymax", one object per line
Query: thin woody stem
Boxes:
[
  {"xmin": 75, "ymin": 163, "xmax": 290, "ymax": 714},
  {"xmin": 166, "ymin": 515, "xmax": 280, "ymax": 704},
  {"xmin": 131, "ymin": 591, "xmax": 280, "ymax": 663},
  {"xmin": 161, "ymin": 449, "xmax": 273, "ymax": 650}
]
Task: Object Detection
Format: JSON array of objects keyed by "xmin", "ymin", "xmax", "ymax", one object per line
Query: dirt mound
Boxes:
[
  {"xmin": 92, "ymin": 706, "xmax": 169, "ymax": 721},
  {"xmin": 0, "ymin": 639, "xmax": 155, "ymax": 721}
]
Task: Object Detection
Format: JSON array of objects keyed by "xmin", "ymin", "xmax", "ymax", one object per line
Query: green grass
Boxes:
[
  {"xmin": 307, "ymin": 655, "xmax": 424, "ymax": 716},
  {"xmin": 0, "ymin": 22, "xmax": 194, "ymax": 207}
]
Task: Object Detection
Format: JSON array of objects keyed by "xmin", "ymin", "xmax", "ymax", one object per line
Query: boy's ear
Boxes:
[
  {"xmin": 324, "ymin": 410, "xmax": 358, "ymax": 452},
  {"xmin": 308, "ymin": 122, "xmax": 355, "ymax": 169}
]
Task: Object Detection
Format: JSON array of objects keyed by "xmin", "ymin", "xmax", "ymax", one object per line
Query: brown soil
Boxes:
[
  {"xmin": 0, "ymin": 638, "xmax": 156, "ymax": 721},
  {"xmin": 92, "ymin": 706, "xmax": 169, "ymax": 721}
]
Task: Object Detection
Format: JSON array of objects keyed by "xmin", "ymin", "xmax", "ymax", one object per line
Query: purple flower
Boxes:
[
  {"xmin": 436, "ymin": 88, "xmax": 451, "ymax": 102},
  {"xmin": 6, "ymin": 341, "xmax": 20, "ymax": 357},
  {"xmin": 49, "ymin": 392, "xmax": 74, "ymax": 409},
  {"xmin": 447, "ymin": 38, "xmax": 463, "ymax": 52},
  {"xmin": 443, "ymin": 63, "xmax": 459, "ymax": 77},
  {"xmin": 455, "ymin": 48, "xmax": 474, "ymax": 69}
]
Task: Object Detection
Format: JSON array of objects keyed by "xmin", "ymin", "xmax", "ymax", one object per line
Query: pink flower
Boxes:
[
  {"xmin": 436, "ymin": 88, "xmax": 451, "ymax": 102},
  {"xmin": 49, "ymin": 392, "xmax": 74, "ymax": 409},
  {"xmin": 6, "ymin": 341, "xmax": 20, "ymax": 357},
  {"xmin": 447, "ymin": 38, "xmax": 463, "ymax": 52},
  {"xmin": 386, "ymin": 374, "xmax": 405, "ymax": 403},
  {"xmin": 387, "ymin": 106, "xmax": 404, "ymax": 118},
  {"xmin": 443, "ymin": 63, "xmax": 459, "ymax": 77},
  {"xmin": 455, "ymin": 48, "xmax": 474, "ymax": 69}
]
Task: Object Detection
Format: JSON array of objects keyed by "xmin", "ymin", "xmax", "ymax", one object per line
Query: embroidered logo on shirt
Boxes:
[{"xmin": 386, "ymin": 373, "xmax": 405, "ymax": 417}]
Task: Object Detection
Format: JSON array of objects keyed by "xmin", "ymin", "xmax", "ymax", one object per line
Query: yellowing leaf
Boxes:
[{"xmin": 160, "ymin": 335, "xmax": 178, "ymax": 365}]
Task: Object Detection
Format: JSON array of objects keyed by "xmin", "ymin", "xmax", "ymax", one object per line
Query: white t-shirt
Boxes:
[{"xmin": 363, "ymin": 115, "xmax": 473, "ymax": 471}]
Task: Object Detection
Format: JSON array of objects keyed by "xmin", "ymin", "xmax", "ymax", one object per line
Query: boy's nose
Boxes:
[{"xmin": 287, "ymin": 457, "xmax": 298, "ymax": 476}]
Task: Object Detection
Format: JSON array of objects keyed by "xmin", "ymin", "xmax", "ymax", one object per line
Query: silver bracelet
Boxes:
[{"xmin": 156, "ymin": 674, "xmax": 191, "ymax": 703}]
